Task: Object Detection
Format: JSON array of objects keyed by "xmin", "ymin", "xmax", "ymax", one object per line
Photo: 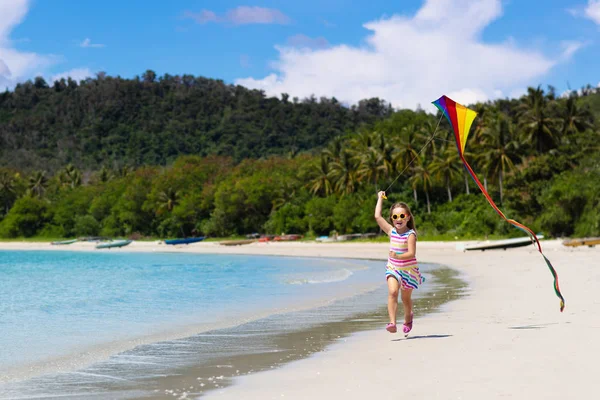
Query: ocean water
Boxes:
[{"xmin": 0, "ymin": 250, "xmax": 446, "ymax": 399}]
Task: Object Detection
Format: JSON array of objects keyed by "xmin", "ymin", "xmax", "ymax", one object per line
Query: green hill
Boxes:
[{"xmin": 0, "ymin": 71, "xmax": 391, "ymax": 172}]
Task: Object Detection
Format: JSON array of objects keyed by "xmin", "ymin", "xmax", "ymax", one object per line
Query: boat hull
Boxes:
[
  {"xmin": 96, "ymin": 240, "xmax": 132, "ymax": 249},
  {"xmin": 164, "ymin": 237, "xmax": 205, "ymax": 245},
  {"xmin": 462, "ymin": 236, "xmax": 543, "ymax": 251}
]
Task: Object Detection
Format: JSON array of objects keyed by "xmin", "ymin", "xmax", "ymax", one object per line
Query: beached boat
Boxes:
[
  {"xmin": 562, "ymin": 237, "xmax": 600, "ymax": 248},
  {"xmin": 95, "ymin": 240, "xmax": 132, "ymax": 249},
  {"xmin": 51, "ymin": 239, "xmax": 78, "ymax": 245},
  {"xmin": 273, "ymin": 234, "xmax": 303, "ymax": 241},
  {"xmin": 460, "ymin": 236, "xmax": 543, "ymax": 252},
  {"xmin": 219, "ymin": 239, "xmax": 256, "ymax": 246},
  {"xmin": 164, "ymin": 237, "xmax": 205, "ymax": 245}
]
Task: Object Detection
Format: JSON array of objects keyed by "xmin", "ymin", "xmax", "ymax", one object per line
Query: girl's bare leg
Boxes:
[
  {"xmin": 387, "ymin": 277, "xmax": 399, "ymax": 324},
  {"xmin": 401, "ymin": 288, "xmax": 413, "ymax": 323}
]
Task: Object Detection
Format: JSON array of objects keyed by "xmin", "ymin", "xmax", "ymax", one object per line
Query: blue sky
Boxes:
[{"xmin": 1, "ymin": 0, "xmax": 599, "ymax": 109}]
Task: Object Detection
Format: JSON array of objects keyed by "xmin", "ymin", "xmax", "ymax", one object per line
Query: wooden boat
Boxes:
[
  {"xmin": 273, "ymin": 234, "xmax": 303, "ymax": 241},
  {"xmin": 219, "ymin": 239, "xmax": 256, "ymax": 246},
  {"xmin": 462, "ymin": 236, "xmax": 543, "ymax": 252},
  {"xmin": 164, "ymin": 237, "xmax": 205, "ymax": 245},
  {"xmin": 562, "ymin": 237, "xmax": 600, "ymax": 248},
  {"xmin": 96, "ymin": 240, "xmax": 132, "ymax": 249},
  {"xmin": 51, "ymin": 239, "xmax": 78, "ymax": 245}
]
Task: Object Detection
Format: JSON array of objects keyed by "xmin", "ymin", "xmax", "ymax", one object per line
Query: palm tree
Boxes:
[
  {"xmin": 329, "ymin": 150, "xmax": 359, "ymax": 195},
  {"xmin": 356, "ymin": 147, "xmax": 383, "ymax": 190},
  {"xmin": 480, "ymin": 112, "xmax": 521, "ymax": 203},
  {"xmin": 348, "ymin": 130, "xmax": 377, "ymax": 150},
  {"xmin": 272, "ymin": 179, "xmax": 299, "ymax": 212},
  {"xmin": 59, "ymin": 164, "xmax": 82, "ymax": 189},
  {"xmin": 0, "ymin": 171, "xmax": 17, "ymax": 215},
  {"xmin": 322, "ymin": 136, "xmax": 344, "ymax": 161},
  {"xmin": 517, "ymin": 86, "xmax": 560, "ymax": 152},
  {"xmin": 393, "ymin": 124, "xmax": 423, "ymax": 177},
  {"xmin": 375, "ymin": 132, "xmax": 396, "ymax": 181},
  {"xmin": 409, "ymin": 158, "xmax": 433, "ymax": 214},
  {"xmin": 561, "ymin": 95, "xmax": 594, "ymax": 136},
  {"xmin": 347, "ymin": 131, "xmax": 381, "ymax": 189},
  {"xmin": 28, "ymin": 171, "xmax": 48, "ymax": 198},
  {"xmin": 305, "ymin": 156, "xmax": 333, "ymax": 196},
  {"xmin": 429, "ymin": 145, "xmax": 462, "ymax": 202},
  {"xmin": 157, "ymin": 187, "xmax": 180, "ymax": 213},
  {"xmin": 97, "ymin": 166, "xmax": 113, "ymax": 183}
]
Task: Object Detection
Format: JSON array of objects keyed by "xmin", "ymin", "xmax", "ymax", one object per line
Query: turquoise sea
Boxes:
[{"xmin": 0, "ymin": 250, "xmax": 440, "ymax": 399}]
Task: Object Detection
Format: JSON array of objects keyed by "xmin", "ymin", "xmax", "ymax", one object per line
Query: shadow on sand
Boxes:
[
  {"xmin": 392, "ymin": 334, "xmax": 453, "ymax": 341},
  {"xmin": 509, "ymin": 322, "xmax": 562, "ymax": 330}
]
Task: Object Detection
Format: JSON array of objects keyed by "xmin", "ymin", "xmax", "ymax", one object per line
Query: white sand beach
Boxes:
[{"xmin": 1, "ymin": 239, "xmax": 598, "ymax": 399}]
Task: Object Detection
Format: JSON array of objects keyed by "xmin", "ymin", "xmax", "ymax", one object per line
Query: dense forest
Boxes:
[
  {"xmin": 0, "ymin": 72, "xmax": 598, "ymax": 240},
  {"xmin": 0, "ymin": 70, "xmax": 391, "ymax": 171}
]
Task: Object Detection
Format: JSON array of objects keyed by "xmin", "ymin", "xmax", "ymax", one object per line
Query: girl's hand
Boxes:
[
  {"xmin": 389, "ymin": 250, "xmax": 400, "ymax": 260},
  {"xmin": 378, "ymin": 191, "xmax": 387, "ymax": 199}
]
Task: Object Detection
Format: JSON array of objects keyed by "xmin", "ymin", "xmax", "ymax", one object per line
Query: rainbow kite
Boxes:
[{"xmin": 432, "ymin": 95, "xmax": 565, "ymax": 312}]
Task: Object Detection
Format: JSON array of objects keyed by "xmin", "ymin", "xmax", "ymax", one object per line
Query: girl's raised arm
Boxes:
[{"xmin": 374, "ymin": 191, "xmax": 392, "ymax": 236}]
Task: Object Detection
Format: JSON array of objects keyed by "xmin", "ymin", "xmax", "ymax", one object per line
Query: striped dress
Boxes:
[{"xmin": 385, "ymin": 228, "xmax": 425, "ymax": 290}]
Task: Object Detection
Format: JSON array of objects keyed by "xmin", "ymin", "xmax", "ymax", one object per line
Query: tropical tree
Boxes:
[
  {"xmin": 429, "ymin": 145, "xmax": 462, "ymax": 202},
  {"xmin": 356, "ymin": 147, "xmax": 384, "ymax": 190},
  {"xmin": 393, "ymin": 124, "xmax": 423, "ymax": 178},
  {"xmin": 375, "ymin": 132, "xmax": 396, "ymax": 181},
  {"xmin": 561, "ymin": 95, "xmax": 594, "ymax": 136},
  {"xmin": 58, "ymin": 164, "xmax": 82, "ymax": 189},
  {"xmin": 27, "ymin": 171, "xmax": 48, "ymax": 198},
  {"xmin": 97, "ymin": 166, "xmax": 113, "ymax": 183},
  {"xmin": 157, "ymin": 187, "xmax": 180, "ymax": 213},
  {"xmin": 305, "ymin": 156, "xmax": 334, "ymax": 196},
  {"xmin": 409, "ymin": 157, "xmax": 434, "ymax": 214},
  {"xmin": 0, "ymin": 171, "xmax": 17, "ymax": 215},
  {"xmin": 329, "ymin": 150, "xmax": 359, "ymax": 195},
  {"xmin": 480, "ymin": 112, "xmax": 521, "ymax": 203},
  {"xmin": 517, "ymin": 86, "xmax": 561, "ymax": 152}
]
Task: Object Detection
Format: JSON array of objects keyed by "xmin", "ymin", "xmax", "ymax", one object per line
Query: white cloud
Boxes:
[
  {"xmin": 287, "ymin": 34, "xmax": 329, "ymax": 50},
  {"xmin": 80, "ymin": 38, "xmax": 105, "ymax": 48},
  {"xmin": 50, "ymin": 68, "xmax": 93, "ymax": 84},
  {"xmin": 236, "ymin": 0, "xmax": 578, "ymax": 110},
  {"xmin": 0, "ymin": 0, "xmax": 59, "ymax": 88},
  {"xmin": 560, "ymin": 40, "xmax": 585, "ymax": 61},
  {"xmin": 585, "ymin": 0, "xmax": 600, "ymax": 24},
  {"xmin": 184, "ymin": 6, "xmax": 290, "ymax": 25}
]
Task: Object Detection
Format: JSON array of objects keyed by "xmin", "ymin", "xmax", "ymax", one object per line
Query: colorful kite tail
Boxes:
[
  {"xmin": 461, "ymin": 155, "xmax": 565, "ymax": 312},
  {"xmin": 433, "ymin": 94, "xmax": 565, "ymax": 312}
]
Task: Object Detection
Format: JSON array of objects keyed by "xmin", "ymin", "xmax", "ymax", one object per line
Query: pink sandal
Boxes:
[
  {"xmin": 402, "ymin": 313, "xmax": 414, "ymax": 335},
  {"xmin": 386, "ymin": 323, "xmax": 397, "ymax": 333}
]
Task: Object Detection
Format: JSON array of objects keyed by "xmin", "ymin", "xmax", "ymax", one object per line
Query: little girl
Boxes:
[{"xmin": 374, "ymin": 191, "xmax": 425, "ymax": 336}]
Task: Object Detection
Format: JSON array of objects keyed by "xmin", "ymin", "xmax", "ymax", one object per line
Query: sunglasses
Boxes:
[{"xmin": 391, "ymin": 213, "xmax": 408, "ymax": 221}]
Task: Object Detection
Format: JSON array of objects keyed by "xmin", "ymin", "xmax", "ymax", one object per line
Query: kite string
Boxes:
[{"xmin": 382, "ymin": 113, "xmax": 444, "ymax": 195}]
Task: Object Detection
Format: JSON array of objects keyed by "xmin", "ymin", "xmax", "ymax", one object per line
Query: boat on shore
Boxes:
[
  {"xmin": 459, "ymin": 236, "xmax": 543, "ymax": 252},
  {"xmin": 51, "ymin": 239, "xmax": 78, "ymax": 245},
  {"xmin": 96, "ymin": 240, "xmax": 132, "ymax": 249},
  {"xmin": 562, "ymin": 237, "xmax": 600, "ymax": 247},
  {"xmin": 219, "ymin": 239, "xmax": 256, "ymax": 246},
  {"xmin": 164, "ymin": 237, "xmax": 205, "ymax": 245}
]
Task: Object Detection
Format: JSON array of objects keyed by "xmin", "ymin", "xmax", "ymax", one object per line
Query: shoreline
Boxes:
[
  {"xmin": 201, "ymin": 240, "xmax": 599, "ymax": 400},
  {"xmin": 2, "ymin": 240, "xmax": 598, "ymax": 399},
  {"xmin": 0, "ymin": 241, "xmax": 464, "ymax": 397}
]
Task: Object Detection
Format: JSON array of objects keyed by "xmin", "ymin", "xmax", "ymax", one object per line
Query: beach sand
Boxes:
[{"xmin": 1, "ymin": 239, "xmax": 598, "ymax": 399}]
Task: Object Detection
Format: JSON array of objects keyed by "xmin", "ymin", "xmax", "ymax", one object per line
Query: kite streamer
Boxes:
[{"xmin": 432, "ymin": 95, "xmax": 565, "ymax": 312}]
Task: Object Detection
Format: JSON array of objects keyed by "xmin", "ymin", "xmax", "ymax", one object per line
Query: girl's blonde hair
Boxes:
[{"xmin": 389, "ymin": 202, "xmax": 416, "ymax": 232}]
